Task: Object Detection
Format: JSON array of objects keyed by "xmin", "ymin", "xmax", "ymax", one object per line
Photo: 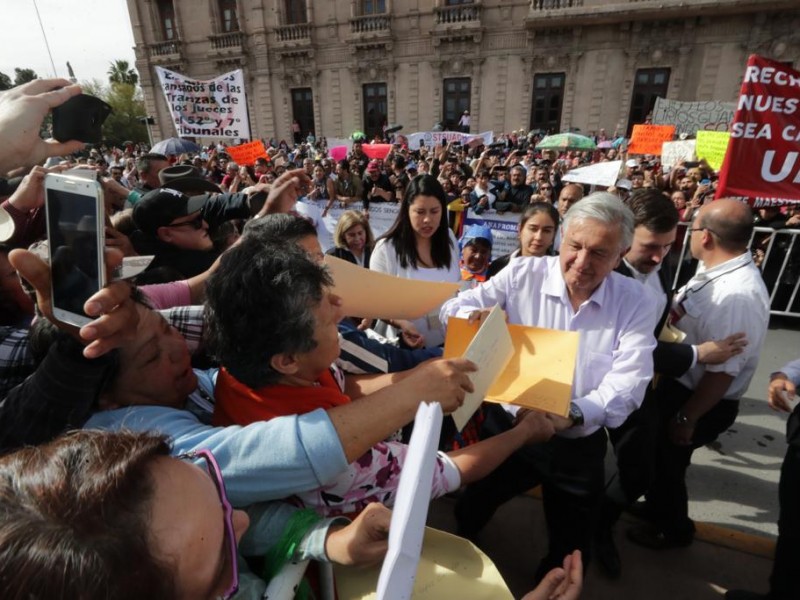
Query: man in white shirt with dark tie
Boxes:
[{"xmin": 440, "ymin": 192, "xmax": 658, "ymax": 582}]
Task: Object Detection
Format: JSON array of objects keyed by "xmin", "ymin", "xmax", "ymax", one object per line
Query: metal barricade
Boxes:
[{"xmin": 670, "ymin": 223, "xmax": 800, "ymax": 318}]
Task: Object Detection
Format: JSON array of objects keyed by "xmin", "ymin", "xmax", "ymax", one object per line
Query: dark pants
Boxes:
[
  {"xmin": 645, "ymin": 378, "xmax": 739, "ymax": 540},
  {"xmin": 769, "ymin": 408, "xmax": 800, "ymax": 600},
  {"xmin": 455, "ymin": 405, "xmax": 607, "ymax": 581}
]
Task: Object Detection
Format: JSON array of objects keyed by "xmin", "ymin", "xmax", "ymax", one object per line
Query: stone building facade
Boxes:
[{"xmin": 126, "ymin": 0, "xmax": 800, "ymax": 143}]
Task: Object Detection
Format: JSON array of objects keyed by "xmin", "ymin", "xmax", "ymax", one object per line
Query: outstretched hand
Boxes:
[
  {"xmin": 9, "ymin": 247, "xmax": 139, "ymax": 358},
  {"xmin": 521, "ymin": 550, "xmax": 583, "ymax": 600},
  {"xmin": 0, "ymin": 79, "xmax": 85, "ymax": 176}
]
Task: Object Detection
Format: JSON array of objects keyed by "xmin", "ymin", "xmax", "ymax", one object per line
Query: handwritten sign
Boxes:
[
  {"xmin": 652, "ymin": 98, "xmax": 735, "ymax": 136},
  {"xmin": 661, "ymin": 140, "xmax": 696, "ymax": 168},
  {"xmin": 717, "ymin": 55, "xmax": 800, "ymax": 206},
  {"xmin": 154, "ymin": 67, "xmax": 249, "ymax": 139},
  {"xmin": 695, "ymin": 131, "xmax": 731, "ymax": 171},
  {"xmin": 408, "ymin": 131, "xmax": 494, "ymax": 150},
  {"xmin": 225, "ymin": 140, "xmax": 268, "ymax": 166},
  {"xmin": 627, "ymin": 125, "xmax": 675, "ymax": 156}
]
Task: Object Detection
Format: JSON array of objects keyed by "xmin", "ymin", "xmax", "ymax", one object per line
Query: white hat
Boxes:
[
  {"xmin": 625, "ymin": 159, "xmax": 639, "ymax": 168},
  {"xmin": 616, "ymin": 178, "xmax": 633, "ymax": 191},
  {"xmin": 0, "ymin": 205, "xmax": 14, "ymax": 242}
]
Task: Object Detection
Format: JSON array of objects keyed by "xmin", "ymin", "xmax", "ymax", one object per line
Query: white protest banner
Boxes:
[
  {"xmin": 562, "ymin": 160, "xmax": 622, "ymax": 187},
  {"xmin": 155, "ymin": 67, "xmax": 250, "ymax": 139},
  {"xmin": 462, "ymin": 210, "xmax": 519, "ymax": 260},
  {"xmin": 306, "ymin": 199, "xmax": 400, "ymax": 248},
  {"xmin": 661, "ymin": 140, "xmax": 696, "ymax": 168},
  {"xmin": 652, "ymin": 98, "xmax": 735, "ymax": 136},
  {"xmin": 408, "ymin": 131, "xmax": 493, "ymax": 150}
]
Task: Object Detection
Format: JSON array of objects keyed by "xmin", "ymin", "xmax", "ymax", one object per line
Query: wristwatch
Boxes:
[
  {"xmin": 568, "ymin": 402, "xmax": 584, "ymax": 428},
  {"xmin": 674, "ymin": 411, "xmax": 692, "ymax": 426}
]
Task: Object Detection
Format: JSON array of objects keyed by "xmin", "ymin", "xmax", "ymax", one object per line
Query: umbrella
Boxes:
[
  {"xmin": 611, "ymin": 137, "xmax": 627, "ymax": 149},
  {"xmin": 535, "ymin": 133, "xmax": 597, "ymax": 152},
  {"xmin": 351, "ymin": 130, "xmax": 366, "ymax": 142},
  {"xmin": 151, "ymin": 137, "xmax": 201, "ymax": 155},
  {"xmin": 597, "ymin": 140, "xmax": 613, "ymax": 149}
]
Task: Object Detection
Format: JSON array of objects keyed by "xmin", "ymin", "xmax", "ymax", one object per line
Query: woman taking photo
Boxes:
[
  {"xmin": 326, "ymin": 210, "xmax": 374, "ymax": 267},
  {"xmin": 487, "ymin": 202, "xmax": 559, "ymax": 278},
  {"xmin": 370, "ymin": 175, "xmax": 460, "ymax": 347}
]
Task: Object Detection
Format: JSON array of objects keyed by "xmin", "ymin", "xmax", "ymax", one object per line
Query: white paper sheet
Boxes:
[
  {"xmin": 376, "ymin": 402, "xmax": 443, "ymax": 600},
  {"xmin": 450, "ymin": 305, "xmax": 514, "ymax": 431}
]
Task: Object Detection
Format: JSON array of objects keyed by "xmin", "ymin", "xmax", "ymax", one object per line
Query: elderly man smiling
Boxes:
[{"xmin": 440, "ymin": 192, "xmax": 658, "ymax": 583}]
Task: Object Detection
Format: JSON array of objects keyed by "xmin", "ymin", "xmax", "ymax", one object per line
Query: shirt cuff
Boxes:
[
  {"xmin": 690, "ymin": 344, "xmax": 699, "ymax": 369},
  {"xmin": 297, "ymin": 516, "xmax": 351, "ymax": 562},
  {"xmin": 436, "ymin": 451, "xmax": 463, "ymax": 493}
]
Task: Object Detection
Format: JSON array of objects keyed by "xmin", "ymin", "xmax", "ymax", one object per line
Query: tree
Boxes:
[
  {"xmin": 107, "ymin": 60, "xmax": 139, "ymax": 87},
  {"xmin": 14, "ymin": 68, "xmax": 38, "ymax": 86},
  {"xmin": 0, "ymin": 72, "xmax": 11, "ymax": 91}
]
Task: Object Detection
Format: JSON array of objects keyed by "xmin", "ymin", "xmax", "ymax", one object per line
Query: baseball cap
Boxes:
[
  {"xmin": 133, "ymin": 188, "xmax": 209, "ymax": 236},
  {"xmin": 366, "ymin": 160, "xmax": 380, "ymax": 173},
  {"xmin": 406, "ymin": 161, "xmax": 418, "ymax": 172},
  {"xmin": 616, "ymin": 178, "xmax": 633, "ymax": 191},
  {"xmin": 625, "ymin": 159, "xmax": 639, "ymax": 168},
  {"xmin": 459, "ymin": 224, "xmax": 493, "ymax": 252}
]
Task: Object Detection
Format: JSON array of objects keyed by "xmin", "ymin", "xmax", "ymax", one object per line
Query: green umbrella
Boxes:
[
  {"xmin": 535, "ymin": 133, "xmax": 597, "ymax": 152},
  {"xmin": 351, "ymin": 130, "xmax": 367, "ymax": 142}
]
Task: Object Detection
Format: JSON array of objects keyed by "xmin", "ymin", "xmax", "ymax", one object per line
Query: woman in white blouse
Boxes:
[{"xmin": 370, "ymin": 174, "xmax": 460, "ymax": 347}]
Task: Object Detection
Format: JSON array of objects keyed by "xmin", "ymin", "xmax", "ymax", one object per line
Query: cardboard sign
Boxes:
[
  {"xmin": 695, "ymin": 131, "xmax": 731, "ymax": 172},
  {"xmin": 661, "ymin": 140, "xmax": 696, "ymax": 168},
  {"xmin": 627, "ymin": 125, "xmax": 675, "ymax": 156},
  {"xmin": 716, "ymin": 55, "xmax": 800, "ymax": 206},
  {"xmin": 154, "ymin": 67, "xmax": 250, "ymax": 139},
  {"xmin": 562, "ymin": 160, "xmax": 622, "ymax": 187},
  {"xmin": 407, "ymin": 131, "xmax": 494, "ymax": 150},
  {"xmin": 652, "ymin": 98, "xmax": 735, "ymax": 136},
  {"xmin": 225, "ymin": 140, "xmax": 267, "ymax": 166}
]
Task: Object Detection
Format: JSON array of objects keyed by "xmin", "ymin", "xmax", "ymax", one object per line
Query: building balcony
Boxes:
[
  {"xmin": 275, "ymin": 23, "xmax": 312, "ymax": 44},
  {"xmin": 525, "ymin": 0, "xmax": 798, "ymax": 28},
  {"xmin": 148, "ymin": 40, "xmax": 184, "ymax": 64},
  {"xmin": 433, "ymin": 2, "xmax": 483, "ymax": 43},
  {"xmin": 210, "ymin": 31, "xmax": 246, "ymax": 52},
  {"xmin": 348, "ymin": 14, "xmax": 392, "ymax": 49}
]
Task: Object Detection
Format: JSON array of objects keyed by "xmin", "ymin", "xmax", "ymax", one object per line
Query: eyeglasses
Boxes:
[
  {"xmin": 689, "ymin": 226, "xmax": 718, "ymax": 236},
  {"xmin": 178, "ymin": 449, "xmax": 239, "ymax": 600},
  {"xmin": 165, "ymin": 213, "xmax": 205, "ymax": 230}
]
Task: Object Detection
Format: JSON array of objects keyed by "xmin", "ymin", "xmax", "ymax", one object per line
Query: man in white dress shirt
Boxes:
[
  {"xmin": 440, "ymin": 192, "xmax": 658, "ymax": 581},
  {"xmin": 628, "ymin": 198, "xmax": 769, "ymax": 549}
]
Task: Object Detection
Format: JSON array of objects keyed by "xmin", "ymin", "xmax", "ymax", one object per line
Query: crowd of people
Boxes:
[{"xmin": 0, "ymin": 77, "xmax": 797, "ymax": 600}]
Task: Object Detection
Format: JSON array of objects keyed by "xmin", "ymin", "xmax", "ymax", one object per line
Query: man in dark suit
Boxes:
[{"xmin": 594, "ymin": 188, "xmax": 747, "ymax": 578}]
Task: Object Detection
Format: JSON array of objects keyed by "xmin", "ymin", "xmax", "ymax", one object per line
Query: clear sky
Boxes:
[{"xmin": 0, "ymin": 0, "xmax": 137, "ymax": 85}]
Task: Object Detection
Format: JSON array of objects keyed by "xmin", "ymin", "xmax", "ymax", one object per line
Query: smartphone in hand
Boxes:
[{"xmin": 44, "ymin": 173, "xmax": 107, "ymax": 327}]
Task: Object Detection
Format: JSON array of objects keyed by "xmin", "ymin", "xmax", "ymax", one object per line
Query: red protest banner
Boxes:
[
  {"xmin": 627, "ymin": 125, "xmax": 675, "ymax": 155},
  {"xmin": 716, "ymin": 55, "xmax": 800, "ymax": 206},
  {"xmin": 225, "ymin": 140, "xmax": 268, "ymax": 166},
  {"xmin": 361, "ymin": 144, "xmax": 392, "ymax": 160}
]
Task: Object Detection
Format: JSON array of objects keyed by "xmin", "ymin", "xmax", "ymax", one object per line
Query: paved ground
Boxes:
[{"xmin": 425, "ymin": 316, "xmax": 799, "ymax": 598}]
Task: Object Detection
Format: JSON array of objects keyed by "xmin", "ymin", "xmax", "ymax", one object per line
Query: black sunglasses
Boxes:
[{"xmin": 164, "ymin": 213, "xmax": 204, "ymax": 230}]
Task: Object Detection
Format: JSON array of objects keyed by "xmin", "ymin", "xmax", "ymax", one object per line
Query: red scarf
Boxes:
[{"xmin": 213, "ymin": 367, "xmax": 351, "ymax": 426}]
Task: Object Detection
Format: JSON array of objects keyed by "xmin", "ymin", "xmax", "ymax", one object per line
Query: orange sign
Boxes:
[
  {"xmin": 225, "ymin": 140, "xmax": 268, "ymax": 166},
  {"xmin": 627, "ymin": 125, "xmax": 676, "ymax": 156}
]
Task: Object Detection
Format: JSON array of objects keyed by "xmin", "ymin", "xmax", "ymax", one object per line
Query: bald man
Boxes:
[
  {"xmin": 629, "ymin": 198, "xmax": 770, "ymax": 549},
  {"xmin": 553, "ymin": 184, "xmax": 584, "ymax": 251}
]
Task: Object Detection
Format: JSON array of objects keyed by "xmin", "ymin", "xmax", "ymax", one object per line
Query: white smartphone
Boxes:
[{"xmin": 44, "ymin": 173, "xmax": 106, "ymax": 327}]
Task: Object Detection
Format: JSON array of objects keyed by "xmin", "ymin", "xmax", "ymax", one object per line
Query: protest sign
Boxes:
[
  {"xmin": 225, "ymin": 140, "xmax": 267, "ymax": 166},
  {"xmin": 562, "ymin": 160, "xmax": 622, "ymax": 187},
  {"xmin": 661, "ymin": 140, "xmax": 696, "ymax": 168},
  {"xmin": 462, "ymin": 210, "xmax": 519, "ymax": 260},
  {"xmin": 307, "ymin": 199, "xmax": 400, "ymax": 243},
  {"xmin": 361, "ymin": 144, "xmax": 393, "ymax": 161},
  {"xmin": 155, "ymin": 67, "xmax": 250, "ymax": 139},
  {"xmin": 695, "ymin": 131, "xmax": 731, "ymax": 171},
  {"xmin": 329, "ymin": 146, "xmax": 348, "ymax": 162},
  {"xmin": 652, "ymin": 98, "xmax": 736, "ymax": 136},
  {"xmin": 627, "ymin": 125, "xmax": 675, "ymax": 155},
  {"xmin": 408, "ymin": 131, "xmax": 494, "ymax": 150},
  {"xmin": 716, "ymin": 55, "xmax": 800, "ymax": 207}
]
